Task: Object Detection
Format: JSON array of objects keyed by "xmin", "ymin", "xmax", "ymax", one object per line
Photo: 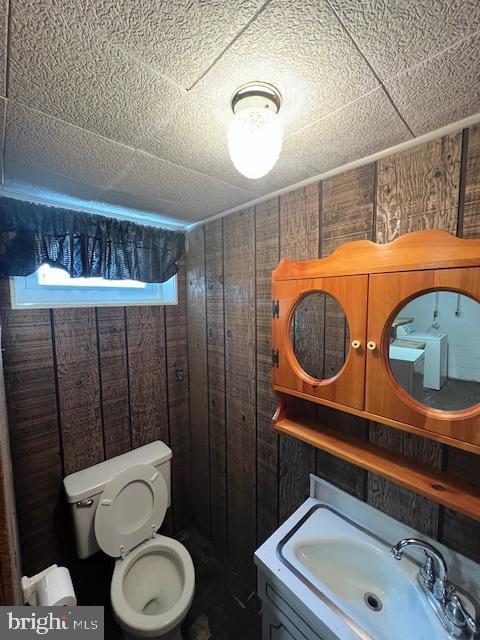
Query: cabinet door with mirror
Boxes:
[
  {"xmin": 366, "ymin": 267, "xmax": 480, "ymax": 445},
  {"xmin": 272, "ymin": 275, "xmax": 368, "ymax": 409}
]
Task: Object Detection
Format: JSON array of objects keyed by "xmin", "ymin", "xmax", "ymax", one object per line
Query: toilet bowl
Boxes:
[
  {"xmin": 111, "ymin": 535, "xmax": 195, "ymax": 640},
  {"xmin": 63, "ymin": 442, "xmax": 195, "ymax": 640}
]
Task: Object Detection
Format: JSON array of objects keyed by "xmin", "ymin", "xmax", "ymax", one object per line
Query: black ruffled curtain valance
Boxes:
[{"xmin": 0, "ymin": 196, "xmax": 185, "ymax": 283}]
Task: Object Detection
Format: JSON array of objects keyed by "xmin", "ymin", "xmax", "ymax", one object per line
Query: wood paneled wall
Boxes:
[
  {"xmin": 186, "ymin": 124, "xmax": 480, "ymax": 586},
  {"xmin": 0, "ymin": 262, "xmax": 191, "ymax": 577}
]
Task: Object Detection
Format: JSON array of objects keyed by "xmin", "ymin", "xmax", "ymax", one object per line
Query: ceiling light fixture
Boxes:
[{"xmin": 227, "ymin": 82, "xmax": 283, "ymax": 180}]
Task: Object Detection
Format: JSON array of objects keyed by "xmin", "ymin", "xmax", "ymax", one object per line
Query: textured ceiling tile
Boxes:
[
  {"xmin": 2, "ymin": 158, "xmax": 188, "ymax": 225},
  {"xmin": 285, "ymin": 89, "xmax": 413, "ymax": 173},
  {"xmin": 6, "ymin": 102, "xmax": 136, "ymax": 188},
  {"xmin": 8, "ymin": 0, "xmax": 183, "ymax": 147},
  {"xmin": 385, "ymin": 33, "xmax": 480, "ymax": 136},
  {"xmin": 102, "ymin": 188, "xmax": 203, "ymax": 223},
  {"xmin": 81, "ymin": 0, "xmax": 265, "ymax": 88},
  {"xmin": 3, "ymin": 157, "xmax": 109, "ymax": 205},
  {"xmin": 115, "ymin": 150, "xmax": 255, "ymax": 213},
  {"xmin": 329, "ymin": 0, "xmax": 480, "ymax": 80},
  {"xmin": 139, "ymin": 90, "xmax": 318, "ymax": 195},
  {"xmin": 191, "ymin": 0, "xmax": 379, "ymax": 136},
  {"xmin": 0, "ymin": 0, "xmax": 7, "ymax": 97}
]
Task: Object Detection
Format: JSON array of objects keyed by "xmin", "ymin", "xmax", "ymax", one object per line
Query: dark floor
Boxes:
[
  {"xmin": 179, "ymin": 527, "xmax": 262, "ymax": 640},
  {"xmin": 411, "ymin": 374, "xmax": 480, "ymax": 410},
  {"xmin": 70, "ymin": 524, "xmax": 261, "ymax": 640}
]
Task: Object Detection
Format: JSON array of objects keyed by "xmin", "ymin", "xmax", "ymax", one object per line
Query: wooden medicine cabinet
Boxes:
[{"xmin": 272, "ymin": 230, "xmax": 480, "ymax": 519}]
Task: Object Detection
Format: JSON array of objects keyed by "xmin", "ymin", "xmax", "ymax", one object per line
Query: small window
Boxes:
[{"xmin": 10, "ymin": 264, "xmax": 177, "ymax": 309}]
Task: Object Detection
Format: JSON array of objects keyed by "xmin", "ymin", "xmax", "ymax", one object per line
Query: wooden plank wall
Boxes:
[
  {"xmin": 186, "ymin": 124, "xmax": 480, "ymax": 587},
  {"xmin": 0, "ymin": 339, "xmax": 22, "ymax": 604},
  {"xmin": 0, "ymin": 262, "xmax": 191, "ymax": 578}
]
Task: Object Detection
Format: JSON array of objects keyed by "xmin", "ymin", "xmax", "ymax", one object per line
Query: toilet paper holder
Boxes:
[{"xmin": 22, "ymin": 564, "xmax": 76, "ymax": 606}]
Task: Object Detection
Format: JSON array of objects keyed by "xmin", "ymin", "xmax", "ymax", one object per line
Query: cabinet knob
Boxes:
[
  {"xmin": 351, "ymin": 340, "xmax": 361, "ymax": 349},
  {"xmin": 367, "ymin": 341, "xmax": 377, "ymax": 351}
]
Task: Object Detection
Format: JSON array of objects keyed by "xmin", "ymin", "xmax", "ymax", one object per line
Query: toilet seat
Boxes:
[
  {"xmin": 94, "ymin": 463, "xmax": 168, "ymax": 558},
  {"xmin": 110, "ymin": 535, "xmax": 195, "ymax": 637}
]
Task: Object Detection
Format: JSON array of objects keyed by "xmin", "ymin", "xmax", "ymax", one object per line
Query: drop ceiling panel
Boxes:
[
  {"xmin": 0, "ymin": 0, "xmax": 7, "ymax": 97},
  {"xmin": 3, "ymin": 158, "xmax": 191, "ymax": 225},
  {"xmin": 138, "ymin": 90, "xmax": 318, "ymax": 196},
  {"xmin": 3, "ymin": 0, "xmax": 480, "ymax": 225},
  {"xmin": 191, "ymin": 0, "xmax": 379, "ymax": 136},
  {"xmin": 114, "ymin": 150, "xmax": 254, "ymax": 213},
  {"xmin": 6, "ymin": 102, "xmax": 135, "ymax": 189},
  {"xmin": 285, "ymin": 89, "xmax": 413, "ymax": 172},
  {"xmin": 385, "ymin": 33, "xmax": 480, "ymax": 135},
  {"xmin": 329, "ymin": 0, "xmax": 480, "ymax": 81},
  {"xmin": 8, "ymin": 0, "xmax": 183, "ymax": 148},
  {"xmin": 3, "ymin": 158, "xmax": 109, "ymax": 206},
  {"xmin": 101, "ymin": 188, "xmax": 203, "ymax": 223},
  {"xmin": 79, "ymin": 0, "xmax": 266, "ymax": 88}
]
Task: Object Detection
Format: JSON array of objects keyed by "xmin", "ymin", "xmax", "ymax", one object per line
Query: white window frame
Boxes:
[{"xmin": 9, "ymin": 265, "xmax": 177, "ymax": 309}]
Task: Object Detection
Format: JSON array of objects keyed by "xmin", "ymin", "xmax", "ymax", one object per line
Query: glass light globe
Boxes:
[{"xmin": 227, "ymin": 106, "xmax": 283, "ymax": 179}]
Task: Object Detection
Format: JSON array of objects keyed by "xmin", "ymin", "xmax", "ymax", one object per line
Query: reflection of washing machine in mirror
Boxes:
[{"xmin": 394, "ymin": 330, "xmax": 447, "ymax": 391}]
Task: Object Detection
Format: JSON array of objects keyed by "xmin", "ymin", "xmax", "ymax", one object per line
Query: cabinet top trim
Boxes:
[{"xmin": 273, "ymin": 230, "xmax": 480, "ymax": 281}]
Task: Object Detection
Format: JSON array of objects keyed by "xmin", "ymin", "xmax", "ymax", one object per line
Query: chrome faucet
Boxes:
[{"xmin": 391, "ymin": 538, "xmax": 478, "ymax": 639}]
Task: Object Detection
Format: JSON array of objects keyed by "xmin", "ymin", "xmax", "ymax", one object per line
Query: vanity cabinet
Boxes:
[{"xmin": 272, "ymin": 230, "xmax": 480, "ymax": 519}]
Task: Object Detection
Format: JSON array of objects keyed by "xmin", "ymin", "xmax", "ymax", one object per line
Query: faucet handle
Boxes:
[{"xmin": 445, "ymin": 587, "xmax": 478, "ymax": 635}]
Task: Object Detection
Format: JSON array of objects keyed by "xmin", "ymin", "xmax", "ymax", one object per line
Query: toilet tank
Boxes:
[{"xmin": 63, "ymin": 441, "xmax": 172, "ymax": 559}]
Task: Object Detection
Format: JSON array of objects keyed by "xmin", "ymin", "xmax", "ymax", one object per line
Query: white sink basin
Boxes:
[{"xmin": 279, "ymin": 506, "xmax": 460, "ymax": 640}]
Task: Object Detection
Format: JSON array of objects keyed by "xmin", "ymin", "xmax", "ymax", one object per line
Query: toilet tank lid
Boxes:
[{"xmin": 63, "ymin": 441, "xmax": 172, "ymax": 503}]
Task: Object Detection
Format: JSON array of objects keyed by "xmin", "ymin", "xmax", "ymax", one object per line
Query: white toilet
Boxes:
[{"xmin": 63, "ymin": 441, "xmax": 195, "ymax": 640}]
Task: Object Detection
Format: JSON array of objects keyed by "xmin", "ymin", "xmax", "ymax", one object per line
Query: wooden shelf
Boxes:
[{"xmin": 274, "ymin": 415, "xmax": 480, "ymax": 522}]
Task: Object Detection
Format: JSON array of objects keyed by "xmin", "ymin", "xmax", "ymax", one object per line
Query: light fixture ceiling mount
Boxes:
[{"xmin": 228, "ymin": 82, "xmax": 283, "ymax": 180}]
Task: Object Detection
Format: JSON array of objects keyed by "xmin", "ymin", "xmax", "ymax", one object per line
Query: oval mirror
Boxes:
[
  {"xmin": 291, "ymin": 292, "xmax": 350, "ymax": 380},
  {"xmin": 389, "ymin": 291, "xmax": 480, "ymax": 411}
]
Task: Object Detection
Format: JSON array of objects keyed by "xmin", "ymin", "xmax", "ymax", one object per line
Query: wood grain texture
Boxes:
[
  {"xmin": 182, "ymin": 125, "xmax": 480, "ymax": 574},
  {"xmin": 205, "ymin": 220, "xmax": 227, "ymax": 554},
  {"xmin": 441, "ymin": 449, "xmax": 480, "ymax": 562},
  {"xmin": 275, "ymin": 416, "xmax": 480, "ymax": 522},
  {"xmin": 292, "ymin": 293, "xmax": 325, "ymax": 380},
  {"xmin": 165, "ymin": 261, "xmax": 191, "ymax": 531},
  {"xmin": 322, "ymin": 165, "xmax": 375, "ymax": 255},
  {"xmin": 273, "ymin": 275, "xmax": 368, "ymax": 409},
  {"xmin": 126, "ymin": 306, "xmax": 169, "ymax": 448},
  {"xmin": 224, "ymin": 208, "xmax": 256, "ymax": 584},
  {"xmin": 376, "ymin": 133, "xmax": 461, "ymax": 242},
  {"xmin": 0, "ymin": 336, "xmax": 22, "ymax": 604},
  {"xmin": 256, "ymin": 198, "xmax": 280, "ymax": 545},
  {"xmin": 0, "ymin": 282, "xmax": 65, "ymax": 574},
  {"xmin": 2, "ymin": 264, "xmax": 191, "ymax": 579},
  {"xmin": 186, "ymin": 226, "xmax": 210, "ymax": 536},
  {"xmin": 368, "ymin": 424, "xmax": 441, "ymax": 536},
  {"xmin": 313, "ymin": 165, "xmax": 375, "ymax": 499},
  {"xmin": 96, "ymin": 307, "xmax": 131, "ymax": 459},
  {"xmin": 165, "ymin": 261, "xmax": 189, "ymax": 446},
  {"xmin": 462, "ymin": 124, "xmax": 480, "ymax": 239},
  {"xmin": 54, "ymin": 308, "xmax": 104, "ymax": 475},
  {"xmin": 369, "ymin": 140, "xmax": 463, "ymax": 531},
  {"xmin": 279, "ymin": 184, "xmax": 319, "ymax": 521},
  {"xmin": 442, "ymin": 127, "xmax": 480, "ymax": 556}
]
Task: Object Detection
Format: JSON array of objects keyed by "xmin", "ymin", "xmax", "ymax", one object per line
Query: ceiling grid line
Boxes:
[
  {"xmin": 384, "ymin": 24, "xmax": 480, "ymax": 84},
  {"xmin": 283, "ymin": 86, "xmax": 382, "ymax": 140},
  {"xmin": 325, "ymin": 0, "xmax": 415, "ymax": 138},
  {"xmin": 187, "ymin": 0, "xmax": 274, "ymax": 91},
  {"xmin": 1, "ymin": 1, "xmax": 479, "ymax": 225}
]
